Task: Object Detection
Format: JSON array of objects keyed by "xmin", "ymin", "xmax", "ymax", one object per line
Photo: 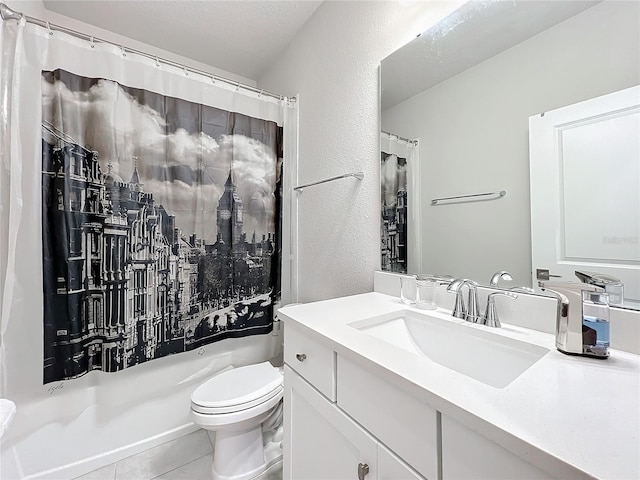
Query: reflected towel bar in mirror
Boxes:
[
  {"xmin": 431, "ymin": 190, "xmax": 506, "ymax": 206},
  {"xmin": 294, "ymin": 172, "xmax": 364, "ymax": 193}
]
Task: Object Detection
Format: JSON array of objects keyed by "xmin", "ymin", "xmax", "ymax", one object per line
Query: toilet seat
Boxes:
[
  {"xmin": 191, "ymin": 362, "xmax": 283, "ymax": 415},
  {"xmin": 192, "ymin": 385, "xmax": 283, "ymax": 415},
  {"xmin": 191, "ymin": 386, "xmax": 282, "ymax": 429}
]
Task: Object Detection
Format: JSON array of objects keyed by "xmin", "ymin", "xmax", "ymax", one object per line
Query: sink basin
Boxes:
[{"xmin": 349, "ymin": 310, "xmax": 549, "ymax": 388}]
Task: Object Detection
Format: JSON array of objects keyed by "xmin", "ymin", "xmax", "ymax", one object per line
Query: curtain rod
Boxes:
[
  {"xmin": 381, "ymin": 130, "xmax": 418, "ymax": 145},
  {"xmin": 0, "ymin": 2, "xmax": 292, "ymax": 104}
]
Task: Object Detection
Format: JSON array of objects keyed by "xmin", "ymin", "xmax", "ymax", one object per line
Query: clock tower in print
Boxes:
[{"xmin": 216, "ymin": 169, "xmax": 244, "ymax": 247}]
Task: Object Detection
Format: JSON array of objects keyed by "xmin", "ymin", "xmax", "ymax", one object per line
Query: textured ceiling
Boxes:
[{"xmin": 42, "ymin": 0, "xmax": 323, "ymax": 80}]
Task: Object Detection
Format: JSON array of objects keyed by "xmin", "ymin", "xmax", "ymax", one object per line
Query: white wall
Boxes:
[
  {"xmin": 381, "ymin": 0, "xmax": 640, "ymax": 286},
  {"xmin": 0, "ymin": 2, "xmax": 279, "ymax": 479},
  {"xmin": 258, "ymin": 0, "xmax": 466, "ymax": 303},
  {"xmin": 4, "ymin": 0, "xmax": 255, "ymax": 86}
]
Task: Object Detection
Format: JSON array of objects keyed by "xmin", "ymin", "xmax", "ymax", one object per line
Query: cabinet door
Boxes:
[
  {"xmin": 338, "ymin": 355, "xmax": 439, "ymax": 480},
  {"xmin": 284, "ymin": 365, "xmax": 377, "ymax": 480},
  {"xmin": 378, "ymin": 443, "xmax": 426, "ymax": 480},
  {"xmin": 441, "ymin": 414, "xmax": 555, "ymax": 480}
]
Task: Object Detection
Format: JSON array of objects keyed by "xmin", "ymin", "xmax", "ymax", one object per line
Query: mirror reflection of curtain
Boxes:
[{"xmin": 380, "ymin": 132, "xmax": 416, "ymax": 274}]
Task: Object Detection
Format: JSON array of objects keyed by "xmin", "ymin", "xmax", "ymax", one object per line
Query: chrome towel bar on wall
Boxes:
[
  {"xmin": 293, "ymin": 172, "xmax": 364, "ymax": 193},
  {"xmin": 431, "ymin": 190, "xmax": 506, "ymax": 206}
]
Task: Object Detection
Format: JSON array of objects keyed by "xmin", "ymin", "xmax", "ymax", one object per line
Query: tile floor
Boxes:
[{"xmin": 73, "ymin": 429, "xmax": 282, "ymax": 480}]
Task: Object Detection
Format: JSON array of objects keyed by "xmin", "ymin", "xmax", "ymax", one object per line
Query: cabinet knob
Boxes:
[
  {"xmin": 295, "ymin": 353, "xmax": 307, "ymax": 362},
  {"xmin": 357, "ymin": 463, "xmax": 370, "ymax": 480}
]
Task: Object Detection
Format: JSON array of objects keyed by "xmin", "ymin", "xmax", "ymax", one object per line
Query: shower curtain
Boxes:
[
  {"xmin": 0, "ymin": 17, "xmax": 293, "ymax": 386},
  {"xmin": 380, "ymin": 132, "xmax": 419, "ymax": 274},
  {"xmin": 0, "ymin": 7, "xmax": 23, "ymax": 396}
]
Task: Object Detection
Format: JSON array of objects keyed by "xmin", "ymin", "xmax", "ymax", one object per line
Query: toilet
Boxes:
[{"xmin": 191, "ymin": 361, "xmax": 284, "ymax": 480}]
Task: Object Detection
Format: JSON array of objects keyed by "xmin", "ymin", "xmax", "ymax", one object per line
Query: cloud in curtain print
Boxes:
[
  {"xmin": 380, "ymin": 153, "xmax": 407, "ymax": 208},
  {"xmin": 41, "ymin": 76, "xmax": 278, "ymax": 242}
]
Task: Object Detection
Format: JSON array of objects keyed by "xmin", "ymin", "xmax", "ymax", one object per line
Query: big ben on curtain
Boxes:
[{"xmin": 216, "ymin": 171, "xmax": 244, "ymax": 248}]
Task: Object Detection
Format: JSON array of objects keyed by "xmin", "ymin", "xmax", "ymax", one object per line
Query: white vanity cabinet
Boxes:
[
  {"xmin": 284, "ymin": 323, "xmax": 426, "ymax": 480},
  {"xmin": 283, "ymin": 322, "xmax": 556, "ymax": 480}
]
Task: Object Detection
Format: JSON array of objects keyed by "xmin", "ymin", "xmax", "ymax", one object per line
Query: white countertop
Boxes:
[{"xmin": 278, "ymin": 292, "xmax": 640, "ymax": 480}]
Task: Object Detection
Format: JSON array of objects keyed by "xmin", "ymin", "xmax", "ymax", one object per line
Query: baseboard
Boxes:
[{"xmin": 25, "ymin": 423, "xmax": 201, "ymax": 480}]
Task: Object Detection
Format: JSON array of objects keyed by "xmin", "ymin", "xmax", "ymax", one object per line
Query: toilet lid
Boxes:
[{"xmin": 191, "ymin": 362, "xmax": 283, "ymax": 409}]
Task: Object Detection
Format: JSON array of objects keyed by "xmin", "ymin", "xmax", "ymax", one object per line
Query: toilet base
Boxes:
[
  {"xmin": 212, "ymin": 426, "xmax": 263, "ymax": 480},
  {"xmin": 260, "ymin": 424, "xmax": 284, "ymax": 478},
  {"xmin": 210, "ymin": 415, "xmax": 283, "ymax": 480},
  {"xmin": 255, "ymin": 459, "xmax": 283, "ymax": 480}
]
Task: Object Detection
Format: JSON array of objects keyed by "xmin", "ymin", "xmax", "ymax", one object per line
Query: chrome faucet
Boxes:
[
  {"xmin": 446, "ymin": 279, "xmax": 466, "ymax": 319},
  {"xmin": 482, "ymin": 291, "xmax": 518, "ymax": 328},
  {"xmin": 446, "ymin": 278, "xmax": 480, "ymax": 323},
  {"xmin": 489, "ymin": 270, "xmax": 513, "ymax": 287}
]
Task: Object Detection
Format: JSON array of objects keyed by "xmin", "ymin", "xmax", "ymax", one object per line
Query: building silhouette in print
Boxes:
[
  {"xmin": 381, "ymin": 187, "xmax": 407, "ymax": 274},
  {"xmin": 42, "ymin": 126, "xmax": 277, "ymax": 384}
]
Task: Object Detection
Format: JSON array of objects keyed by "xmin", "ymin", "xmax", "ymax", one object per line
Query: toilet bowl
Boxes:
[{"xmin": 191, "ymin": 362, "xmax": 284, "ymax": 480}]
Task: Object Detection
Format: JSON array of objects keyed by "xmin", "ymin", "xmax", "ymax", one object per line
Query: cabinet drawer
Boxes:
[
  {"xmin": 285, "ymin": 324, "xmax": 336, "ymax": 401},
  {"xmin": 338, "ymin": 355, "xmax": 438, "ymax": 480}
]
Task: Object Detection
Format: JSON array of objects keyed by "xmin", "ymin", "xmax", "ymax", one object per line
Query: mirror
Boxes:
[{"xmin": 380, "ymin": 0, "xmax": 640, "ymax": 307}]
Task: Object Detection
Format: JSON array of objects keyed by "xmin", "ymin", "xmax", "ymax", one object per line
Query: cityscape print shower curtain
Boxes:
[{"xmin": 42, "ymin": 69, "xmax": 282, "ymax": 384}]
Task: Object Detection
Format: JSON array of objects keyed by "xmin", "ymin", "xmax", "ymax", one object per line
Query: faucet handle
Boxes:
[{"xmin": 482, "ymin": 291, "xmax": 517, "ymax": 328}]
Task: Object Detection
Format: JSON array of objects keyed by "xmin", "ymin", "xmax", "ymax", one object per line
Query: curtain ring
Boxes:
[
  {"xmin": 120, "ymin": 46, "xmax": 126, "ymax": 57},
  {"xmin": 89, "ymin": 36, "xmax": 95, "ymax": 48},
  {"xmin": 183, "ymin": 66, "xmax": 188, "ymax": 76},
  {"xmin": 210, "ymin": 74, "xmax": 216, "ymax": 84},
  {"xmin": 46, "ymin": 21, "xmax": 53, "ymax": 36},
  {"xmin": 235, "ymin": 82, "xmax": 240, "ymax": 92},
  {"xmin": 258, "ymin": 89, "xmax": 263, "ymax": 98},
  {"xmin": 155, "ymin": 56, "xmax": 160, "ymax": 67}
]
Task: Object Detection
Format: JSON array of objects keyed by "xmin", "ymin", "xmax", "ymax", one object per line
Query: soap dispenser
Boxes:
[
  {"xmin": 575, "ymin": 270, "xmax": 624, "ymax": 306},
  {"xmin": 538, "ymin": 281, "xmax": 610, "ymax": 358}
]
